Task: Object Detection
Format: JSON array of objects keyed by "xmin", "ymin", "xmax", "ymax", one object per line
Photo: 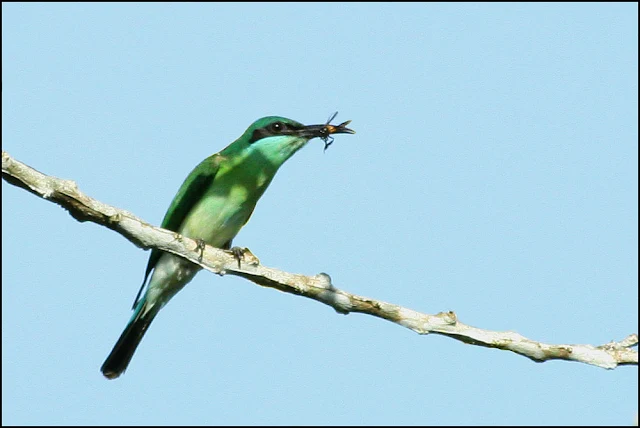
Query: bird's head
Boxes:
[{"xmin": 224, "ymin": 116, "xmax": 355, "ymax": 165}]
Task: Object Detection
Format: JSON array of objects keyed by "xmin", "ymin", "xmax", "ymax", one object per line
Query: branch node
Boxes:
[
  {"xmin": 108, "ymin": 212, "xmax": 123, "ymax": 223},
  {"xmin": 437, "ymin": 311, "xmax": 458, "ymax": 325}
]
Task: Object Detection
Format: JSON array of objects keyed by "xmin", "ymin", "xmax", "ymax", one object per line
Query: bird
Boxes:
[{"xmin": 100, "ymin": 115, "xmax": 355, "ymax": 379}]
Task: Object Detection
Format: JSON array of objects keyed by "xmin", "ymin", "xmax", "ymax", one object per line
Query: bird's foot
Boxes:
[
  {"xmin": 195, "ymin": 238, "xmax": 206, "ymax": 263},
  {"xmin": 228, "ymin": 246, "xmax": 246, "ymax": 269}
]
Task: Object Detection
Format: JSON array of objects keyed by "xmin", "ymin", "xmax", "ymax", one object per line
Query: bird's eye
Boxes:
[{"xmin": 269, "ymin": 122, "xmax": 284, "ymax": 133}]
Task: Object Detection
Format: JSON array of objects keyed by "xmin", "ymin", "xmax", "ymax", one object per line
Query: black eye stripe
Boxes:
[{"xmin": 249, "ymin": 122, "xmax": 303, "ymax": 144}]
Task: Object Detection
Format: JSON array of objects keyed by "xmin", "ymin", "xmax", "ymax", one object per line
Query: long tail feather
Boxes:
[{"xmin": 101, "ymin": 301, "xmax": 159, "ymax": 379}]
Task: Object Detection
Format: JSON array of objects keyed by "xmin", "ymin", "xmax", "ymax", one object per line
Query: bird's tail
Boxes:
[{"xmin": 101, "ymin": 299, "xmax": 160, "ymax": 380}]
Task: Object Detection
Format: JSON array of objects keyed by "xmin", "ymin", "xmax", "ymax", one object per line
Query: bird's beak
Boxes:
[{"xmin": 299, "ymin": 120, "xmax": 356, "ymax": 139}]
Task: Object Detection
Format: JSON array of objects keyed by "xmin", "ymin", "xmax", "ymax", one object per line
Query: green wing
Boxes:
[{"xmin": 132, "ymin": 155, "xmax": 221, "ymax": 308}]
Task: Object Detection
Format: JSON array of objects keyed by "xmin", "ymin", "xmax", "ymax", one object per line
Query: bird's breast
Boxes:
[{"xmin": 179, "ymin": 167, "xmax": 273, "ymax": 248}]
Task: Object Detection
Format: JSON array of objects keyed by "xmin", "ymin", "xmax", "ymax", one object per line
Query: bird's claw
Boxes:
[
  {"xmin": 195, "ymin": 238, "xmax": 206, "ymax": 263},
  {"xmin": 229, "ymin": 246, "xmax": 246, "ymax": 269}
]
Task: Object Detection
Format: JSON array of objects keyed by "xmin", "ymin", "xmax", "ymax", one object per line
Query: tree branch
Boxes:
[{"xmin": 3, "ymin": 150, "xmax": 637, "ymax": 369}]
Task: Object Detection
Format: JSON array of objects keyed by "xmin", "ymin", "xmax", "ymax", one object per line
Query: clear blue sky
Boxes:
[{"xmin": 2, "ymin": 3, "xmax": 637, "ymax": 425}]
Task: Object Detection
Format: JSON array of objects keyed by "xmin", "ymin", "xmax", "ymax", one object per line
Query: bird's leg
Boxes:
[
  {"xmin": 229, "ymin": 246, "xmax": 245, "ymax": 269},
  {"xmin": 221, "ymin": 239, "xmax": 245, "ymax": 269},
  {"xmin": 195, "ymin": 238, "xmax": 206, "ymax": 263}
]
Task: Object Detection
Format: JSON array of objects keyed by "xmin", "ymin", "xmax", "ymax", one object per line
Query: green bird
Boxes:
[{"xmin": 101, "ymin": 115, "xmax": 355, "ymax": 379}]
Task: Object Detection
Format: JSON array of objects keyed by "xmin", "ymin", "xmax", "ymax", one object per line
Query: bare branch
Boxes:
[{"xmin": 3, "ymin": 150, "xmax": 637, "ymax": 369}]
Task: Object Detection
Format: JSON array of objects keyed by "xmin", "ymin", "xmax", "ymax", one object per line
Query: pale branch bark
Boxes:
[{"xmin": 3, "ymin": 150, "xmax": 638, "ymax": 370}]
